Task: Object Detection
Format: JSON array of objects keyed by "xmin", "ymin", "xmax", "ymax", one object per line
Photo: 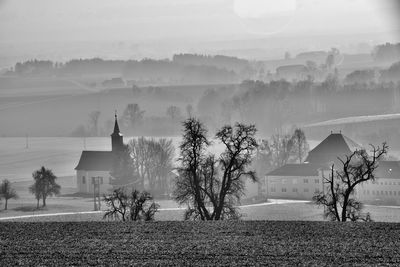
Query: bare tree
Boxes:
[
  {"xmin": 88, "ymin": 110, "xmax": 101, "ymax": 136},
  {"xmin": 103, "ymin": 187, "xmax": 129, "ymax": 221},
  {"xmin": 174, "ymin": 118, "xmax": 211, "ymax": 220},
  {"xmin": 313, "ymin": 143, "xmax": 388, "ymax": 222},
  {"xmin": 122, "ymin": 103, "xmax": 145, "ymax": 129},
  {"xmin": 270, "ymin": 134, "xmax": 295, "ymax": 168},
  {"xmin": 103, "ymin": 187, "xmax": 159, "ymax": 221},
  {"xmin": 291, "ymin": 128, "xmax": 309, "ymax": 163},
  {"xmin": 0, "ymin": 179, "xmax": 18, "ymax": 210},
  {"xmin": 129, "ymin": 137, "xmax": 174, "ymax": 195},
  {"xmin": 214, "ymin": 123, "xmax": 258, "ymax": 220},
  {"xmin": 174, "ymin": 118, "xmax": 258, "ymax": 220},
  {"xmin": 166, "ymin": 105, "xmax": 182, "ymax": 121},
  {"xmin": 29, "ymin": 166, "xmax": 61, "ymax": 208},
  {"xmin": 128, "ymin": 190, "xmax": 159, "ymax": 221}
]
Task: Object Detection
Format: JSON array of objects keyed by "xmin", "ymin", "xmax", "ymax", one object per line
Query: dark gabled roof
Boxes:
[
  {"xmin": 266, "ymin": 163, "xmax": 320, "ymax": 177},
  {"xmin": 375, "ymin": 161, "xmax": 400, "ymax": 179},
  {"xmin": 75, "ymin": 151, "xmax": 114, "ymax": 171},
  {"xmin": 305, "ymin": 133, "xmax": 361, "ymax": 164}
]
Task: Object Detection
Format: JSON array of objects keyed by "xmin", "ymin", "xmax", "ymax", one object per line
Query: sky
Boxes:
[{"xmin": 0, "ymin": 0, "xmax": 399, "ymax": 61}]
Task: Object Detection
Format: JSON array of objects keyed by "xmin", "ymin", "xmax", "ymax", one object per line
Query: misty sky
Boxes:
[{"xmin": 1, "ymin": 0, "xmax": 399, "ymax": 43}]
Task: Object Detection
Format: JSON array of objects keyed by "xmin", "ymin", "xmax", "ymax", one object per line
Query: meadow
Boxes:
[{"xmin": 1, "ymin": 220, "xmax": 400, "ymax": 266}]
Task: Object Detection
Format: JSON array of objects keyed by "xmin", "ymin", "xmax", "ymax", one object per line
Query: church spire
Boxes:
[
  {"xmin": 113, "ymin": 110, "xmax": 120, "ymax": 135},
  {"xmin": 111, "ymin": 110, "xmax": 123, "ymax": 153}
]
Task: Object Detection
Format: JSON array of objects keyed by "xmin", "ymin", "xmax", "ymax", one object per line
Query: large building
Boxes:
[
  {"xmin": 357, "ymin": 161, "xmax": 400, "ymax": 205},
  {"xmin": 75, "ymin": 113, "xmax": 123, "ymax": 194},
  {"xmin": 263, "ymin": 132, "xmax": 400, "ymax": 204}
]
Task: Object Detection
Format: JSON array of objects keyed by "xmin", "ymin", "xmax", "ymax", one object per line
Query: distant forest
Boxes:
[
  {"xmin": 7, "ymin": 54, "xmax": 252, "ymax": 85},
  {"xmin": 5, "ymin": 43, "xmax": 400, "ymax": 86}
]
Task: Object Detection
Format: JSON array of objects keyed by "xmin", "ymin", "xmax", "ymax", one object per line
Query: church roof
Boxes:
[
  {"xmin": 75, "ymin": 151, "xmax": 114, "ymax": 171},
  {"xmin": 305, "ymin": 133, "xmax": 361, "ymax": 164},
  {"xmin": 267, "ymin": 163, "xmax": 321, "ymax": 177}
]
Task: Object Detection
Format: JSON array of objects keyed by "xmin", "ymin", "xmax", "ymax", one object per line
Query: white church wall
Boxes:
[{"xmin": 76, "ymin": 170, "xmax": 113, "ymax": 194}]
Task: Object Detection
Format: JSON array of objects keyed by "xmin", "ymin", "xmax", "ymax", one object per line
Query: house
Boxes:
[
  {"xmin": 264, "ymin": 163, "xmax": 323, "ymax": 200},
  {"xmin": 262, "ymin": 133, "xmax": 362, "ymax": 200},
  {"xmin": 263, "ymin": 132, "xmax": 400, "ymax": 204},
  {"xmin": 75, "ymin": 113, "xmax": 123, "ymax": 194}
]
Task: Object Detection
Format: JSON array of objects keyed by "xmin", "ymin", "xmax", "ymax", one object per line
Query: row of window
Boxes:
[
  {"xmin": 361, "ymin": 190, "xmax": 400, "ymax": 196},
  {"xmin": 368, "ymin": 181, "xmax": 400, "ymax": 186},
  {"xmin": 269, "ymin": 178, "xmax": 320, "ymax": 185},
  {"xmin": 270, "ymin": 187, "xmax": 320, "ymax": 193},
  {"xmin": 82, "ymin": 176, "xmax": 104, "ymax": 185}
]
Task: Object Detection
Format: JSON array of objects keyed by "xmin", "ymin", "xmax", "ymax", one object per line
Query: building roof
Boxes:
[
  {"xmin": 266, "ymin": 163, "xmax": 321, "ymax": 177},
  {"xmin": 75, "ymin": 151, "xmax": 114, "ymax": 171},
  {"xmin": 375, "ymin": 161, "xmax": 400, "ymax": 179},
  {"xmin": 305, "ymin": 133, "xmax": 361, "ymax": 164}
]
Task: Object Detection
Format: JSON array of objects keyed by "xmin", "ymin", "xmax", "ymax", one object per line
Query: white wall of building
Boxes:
[
  {"xmin": 262, "ymin": 175, "xmax": 323, "ymax": 200},
  {"xmin": 76, "ymin": 170, "xmax": 113, "ymax": 194},
  {"xmin": 357, "ymin": 178, "xmax": 400, "ymax": 205}
]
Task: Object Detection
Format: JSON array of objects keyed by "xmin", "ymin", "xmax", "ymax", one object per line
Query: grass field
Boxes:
[{"xmin": 1, "ymin": 220, "xmax": 400, "ymax": 266}]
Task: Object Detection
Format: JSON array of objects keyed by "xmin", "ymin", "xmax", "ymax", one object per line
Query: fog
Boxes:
[
  {"xmin": 1, "ymin": 0, "xmax": 400, "ymax": 210},
  {"xmin": 0, "ymin": 0, "xmax": 399, "ymax": 65}
]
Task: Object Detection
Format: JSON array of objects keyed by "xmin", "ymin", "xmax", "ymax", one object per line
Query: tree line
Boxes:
[{"xmin": 7, "ymin": 55, "xmax": 252, "ymax": 85}]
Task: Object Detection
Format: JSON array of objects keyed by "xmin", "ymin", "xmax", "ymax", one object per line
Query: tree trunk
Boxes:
[
  {"xmin": 341, "ymin": 194, "xmax": 350, "ymax": 222},
  {"xmin": 5, "ymin": 199, "xmax": 8, "ymax": 210},
  {"xmin": 37, "ymin": 198, "xmax": 40, "ymax": 209},
  {"xmin": 42, "ymin": 196, "xmax": 46, "ymax": 207}
]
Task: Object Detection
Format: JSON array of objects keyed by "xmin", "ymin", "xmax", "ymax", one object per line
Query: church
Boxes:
[{"xmin": 75, "ymin": 113, "xmax": 124, "ymax": 194}]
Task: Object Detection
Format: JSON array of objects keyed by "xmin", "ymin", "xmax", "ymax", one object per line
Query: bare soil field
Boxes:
[{"xmin": 1, "ymin": 220, "xmax": 400, "ymax": 266}]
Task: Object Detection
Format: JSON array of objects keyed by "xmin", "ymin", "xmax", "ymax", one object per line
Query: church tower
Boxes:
[{"xmin": 111, "ymin": 112, "xmax": 123, "ymax": 153}]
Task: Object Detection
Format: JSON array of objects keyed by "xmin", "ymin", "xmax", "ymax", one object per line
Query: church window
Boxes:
[{"xmin": 82, "ymin": 176, "xmax": 86, "ymax": 184}]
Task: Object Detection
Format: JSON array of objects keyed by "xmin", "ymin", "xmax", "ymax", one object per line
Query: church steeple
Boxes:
[
  {"xmin": 111, "ymin": 111, "xmax": 123, "ymax": 153},
  {"xmin": 112, "ymin": 111, "xmax": 120, "ymax": 135}
]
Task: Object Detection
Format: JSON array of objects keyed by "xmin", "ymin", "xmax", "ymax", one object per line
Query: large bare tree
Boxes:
[
  {"xmin": 313, "ymin": 143, "xmax": 388, "ymax": 222},
  {"xmin": 174, "ymin": 118, "xmax": 258, "ymax": 220}
]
